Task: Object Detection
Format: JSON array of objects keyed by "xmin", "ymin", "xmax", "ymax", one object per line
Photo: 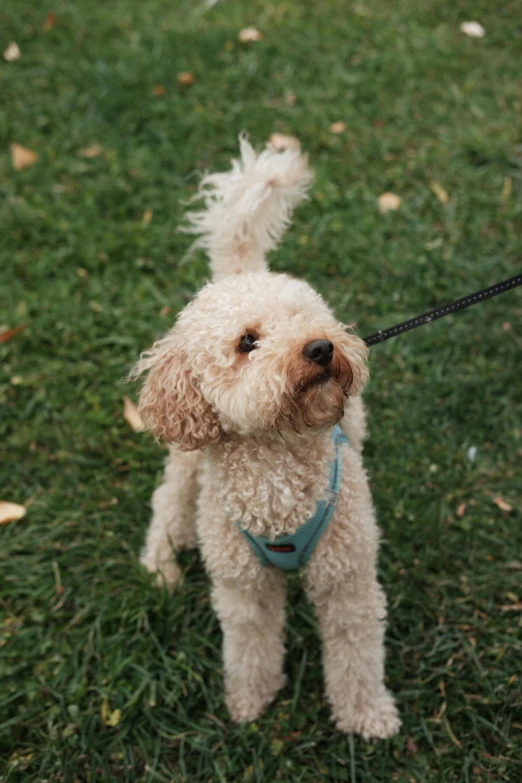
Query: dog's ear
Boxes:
[{"xmin": 130, "ymin": 339, "xmax": 222, "ymax": 451}]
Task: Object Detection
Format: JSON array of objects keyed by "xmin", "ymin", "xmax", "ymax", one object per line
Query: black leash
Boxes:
[{"xmin": 363, "ymin": 272, "xmax": 522, "ymax": 347}]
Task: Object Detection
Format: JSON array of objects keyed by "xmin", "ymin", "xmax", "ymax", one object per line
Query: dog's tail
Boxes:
[{"xmin": 181, "ymin": 134, "xmax": 313, "ymax": 280}]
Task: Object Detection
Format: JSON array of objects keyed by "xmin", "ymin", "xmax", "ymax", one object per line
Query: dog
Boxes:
[{"xmin": 131, "ymin": 136, "xmax": 400, "ymax": 739}]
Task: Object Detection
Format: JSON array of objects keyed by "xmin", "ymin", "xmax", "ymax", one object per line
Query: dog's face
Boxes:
[{"xmin": 133, "ymin": 272, "xmax": 368, "ymax": 450}]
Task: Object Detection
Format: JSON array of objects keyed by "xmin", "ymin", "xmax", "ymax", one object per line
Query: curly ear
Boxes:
[{"xmin": 130, "ymin": 339, "xmax": 222, "ymax": 451}]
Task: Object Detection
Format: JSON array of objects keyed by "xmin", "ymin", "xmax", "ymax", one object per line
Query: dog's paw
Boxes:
[
  {"xmin": 336, "ymin": 694, "xmax": 400, "ymax": 740},
  {"xmin": 226, "ymin": 693, "xmax": 268, "ymax": 724},
  {"xmin": 140, "ymin": 555, "xmax": 182, "ymax": 594},
  {"xmin": 226, "ymin": 674, "xmax": 285, "ymax": 724}
]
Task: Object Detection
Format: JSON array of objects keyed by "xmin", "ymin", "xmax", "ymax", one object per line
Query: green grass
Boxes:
[{"xmin": 1, "ymin": 0, "xmax": 522, "ymax": 780}]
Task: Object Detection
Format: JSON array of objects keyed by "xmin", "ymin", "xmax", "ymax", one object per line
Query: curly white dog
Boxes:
[{"xmin": 131, "ymin": 136, "xmax": 400, "ymax": 739}]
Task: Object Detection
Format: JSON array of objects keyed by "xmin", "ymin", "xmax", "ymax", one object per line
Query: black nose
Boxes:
[{"xmin": 303, "ymin": 339, "xmax": 334, "ymax": 367}]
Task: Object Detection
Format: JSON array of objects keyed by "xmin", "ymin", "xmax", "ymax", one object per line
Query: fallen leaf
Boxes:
[
  {"xmin": 10, "ymin": 143, "xmax": 39, "ymax": 171},
  {"xmin": 142, "ymin": 208, "xmax": 153, "ymax": 225},
  {"xmin": 456, "ymin": 502, "xmax": 466, "ymax": 518},
  {"xmin": 268, "ymin": 133, "xmax": 300, "ymax": 152},
  {"xmin": 43, "ymin": 11, "xmax": 56, "ymax": 31},
  {"xmin": 0, "ymin": 502, "xmax": 26, "ymax": 525},
  {"xmin": 329, "ymin": 121, "xmax": 346, "ymax": 134},
  {"xmin": 238, "ymin": 27, "xmax": 262, "ymax": 42},
  {"xmin": 77, "ymin": 144, "xmax": 102, "ymax": 158},
  {"xmin": 160, "ymin": 305, "xmax": 171, "ymax": 316},
  {"xmin": 500, "ymin": 176, "xmax": 512, "ymax": 207},
  {"xmin": 123, "ymin": 397, "xmax": 144, "ymax": 432},
  {"xmin": 501, "ymin": 602, "xmax": 522, "ymax": 612},
  {"xmin": 377, "ymin": 192, "xmax": 402, "ymax": 213},
  {"xmin": 460, "ymin": 21, "xmax": 485, "ymax": 38},
  {"xmin": 406, "ymin": 736, "xmax": 418, "ymax": 756},
  {"xmin": 502, "ymin": 322, "xmax": 511, "ymax": 331},
  {"xmin": 177, "ymin": 72, "xmax": 194, "ymax": 86},
  {"xmin": 3, "ymin": 42, "xmax": 21, "ymax": 62},
  {"xmin": 429, "ymin": 180, "xmax": 449, "ymax": 204},
  {"xmin": 0, "ymin": 325, "xmax": 25, "ymax": 343},
  {"xmin": 153, "ymin": 84, "xmax": 166, "ymax": 96},
  {"xmin": 493, "ymin": 496, "xmax": 512, "ymax": 513},
  {"xmin": 101, "ymin": 699, "xmax": 121, "ymax": 727}
]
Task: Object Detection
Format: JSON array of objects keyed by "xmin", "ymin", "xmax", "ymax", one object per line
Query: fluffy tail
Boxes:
[{"xmin": 181, "ymin": 134, "xmax": 313, "ymax": 280}]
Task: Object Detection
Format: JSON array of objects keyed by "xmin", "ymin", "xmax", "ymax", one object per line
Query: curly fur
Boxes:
[{"xmin": 132, "ymin": 137, "xmax": 400, "ymax": 739}]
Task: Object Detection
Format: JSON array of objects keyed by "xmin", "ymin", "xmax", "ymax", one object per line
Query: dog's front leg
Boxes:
[
  {"xmin": 304, "ymin": 448, "xmax": 400, "ymax": 740},
  {"xmin": 211, "ymin": 570, "xmax": 287, "ymax": 723}
]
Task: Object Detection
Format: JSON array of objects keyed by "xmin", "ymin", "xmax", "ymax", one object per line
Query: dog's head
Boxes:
[{"xmin": 131, "ymin": 272, "xmax": 368, "ymax": 450}]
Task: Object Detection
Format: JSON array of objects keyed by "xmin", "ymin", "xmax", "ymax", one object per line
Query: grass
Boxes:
[{"xmin": 1, "ymin": 0, "xmax": 521, "ymax": 780}]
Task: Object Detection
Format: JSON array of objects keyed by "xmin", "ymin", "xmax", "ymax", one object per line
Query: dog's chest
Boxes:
[{"xmin": 208, "ymin": 436, "xmax": 335, "ymax": 539}]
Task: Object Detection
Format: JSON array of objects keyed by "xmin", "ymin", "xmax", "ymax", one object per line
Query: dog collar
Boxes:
[{"xmin": 236, "ymin": 425, "xmax": 348, "ymax": 570}]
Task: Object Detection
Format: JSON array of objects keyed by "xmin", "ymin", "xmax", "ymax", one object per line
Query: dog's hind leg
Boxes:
[{"xmin": 140, "ymin": 448, "xmax": 201, "ymax": 591}]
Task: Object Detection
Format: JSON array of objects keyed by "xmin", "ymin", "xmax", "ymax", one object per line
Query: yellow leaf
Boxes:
[
  {"xmin": 0, "ymin": 502, "xmax": 26, "ymax": 525},
  {"xmin": 43, "ymin": 11, "xmax": 56, "ymax": 31},
  {"xmin": 3, "ymin": 42, "xmax": 21, "ymax": 62},
  {"xmin": 329, "ymin": 121, "xmax": 346, "ymax": 134},
  {"xmin": 77, "ymin": 145, "xmax": 103, "ymax": 158},
  {"xmin": 268, "ymin": 133, "xmax": 300, "ymax": 152},
  {"xmin": 123, "ymin": 396, "xmax": 144, "ymax": 432},
  {"xmin": 177, "ymin": 72, "xmax": 194, "ymax": 86},
  {"xmin": 500, "ymin": 176, "xmax": 511, "ymax": 206},
  {"xmin": 238, "ymin": 27, "xmax": 262, "ymax": 42},
  {"xmin": 493, "ymin": 496, "xmax": 512, "ymax": 513},
  {"xmin": 10, "ymin": 143, "xmax": 38, "ymax": 171},
  {"xmin": 142, "ymin": 208, "xmax": 153, "ymax": 225},
  {"xmin": 101, "ymin": 699, "xmax": 121, "ymax": 726},
  {"xmin": 429, "ymin": 180, "xmax": 449, "ymax": 204},
  {"xmin": 377, "ymin": 192, "xmax": 402, "ymax": 213}
]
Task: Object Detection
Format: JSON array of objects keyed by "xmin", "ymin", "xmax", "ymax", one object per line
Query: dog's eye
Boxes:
[{"xmin": 238, "ymin": 333, "xmax": 258, "ymax": 353}]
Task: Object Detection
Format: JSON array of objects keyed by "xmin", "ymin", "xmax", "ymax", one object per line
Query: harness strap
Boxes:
[{"xmin": 236, "ymin": 426, "xmax": 348, "ymax": 570}]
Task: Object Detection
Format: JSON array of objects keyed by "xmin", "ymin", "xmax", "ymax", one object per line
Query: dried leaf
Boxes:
[
  {"xmin": 123, "ymin": 396, "xmax": 144, "ymax": 432},
  {"xmin": 177, "ymin": 72, "xmax": 194, "ymax": 86},
  {"xmin": 429, "ymin": 180, "xmax": 449, "ymax": 204},
  {"xmin": 0, "ymin": 325, "xmax": 25, "ymax": 344},
  {"xmin": 493, "ymin": 496, "xmax": 512, "ymax": 513},
  {"xmin": 406, "ymin": 736, "xmax": 418, "ymax": 756},
  {"xmin": 3, "ymin": 42, "xmax": 21, "ymax": 62},
  {"xmin": 502, "ymin": 322, "xmax": 511, "ymax": 331},
  {"xmin": 500, "ymin": 176, "xmax": 512, "ymax": 207},
  {"xmin": 268, "ymin": 133, "xmax": 300, "ymax": 152},
  {"xmin": 0, "ymin": 502, "xmax": 26, "ymax": 525},
  {"xmin": 10, "ymin": 143, "xmax": 39, "ymax": 171},
  {"xmin": 377, "ymin": 192, "xmax": 402, "ymax": 213},
  {"xmin": 460, "ymin": 21, "xmax": 485, "ymax": 38},
  {"xmin": 501, "ymin": 602, "xmax": 522, "ymax": 612},
  {"xmin": 101, "ymin": 699, "xmax": 121, "ymax": 727},
  {"xmin": 456, "ymin": 502, "xmax": 466, "ymax": 518},
  {"xmin": 160, "ymin": 305, "xmax": 171, "ymax": 316},
  {"xmin": 238, "ymin": 27, "xmax": 262, "ymax": 42},
  {"xmin": 43, "ymin": 11, "xmax": 56, "ymax": 31},
  {"xmin": 77, "ymin": 145, "xmax": 102, "ymax": 158},
  {"xmin": 153, "ymin": 84, "xmax": 166, "ymax": 96},
  {"xmin": 142, "ymin": 208, "xmax": 153, "ymax": 225},
  {"xmin": 329, "ymin": 121, "xmax": 346, "ymax": 134}
]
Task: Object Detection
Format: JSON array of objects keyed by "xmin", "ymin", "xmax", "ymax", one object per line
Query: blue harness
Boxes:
[{"xmin": 236, "ymin": 426, "xmax": 348, "ymax": 570}]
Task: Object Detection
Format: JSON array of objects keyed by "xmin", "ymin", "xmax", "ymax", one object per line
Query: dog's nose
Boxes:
[{"xmin": 303, "ymin": 339, "xmax": 334, "ymax": 367}]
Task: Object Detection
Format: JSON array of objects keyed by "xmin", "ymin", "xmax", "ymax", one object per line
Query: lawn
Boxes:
[{"xmin": 1, "ymin": 0, "xmax": 521, "ymax": 781}]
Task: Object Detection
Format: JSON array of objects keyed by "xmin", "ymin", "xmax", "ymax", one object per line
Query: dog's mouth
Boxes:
[{"xmin": 295, "ymin": 368, "xmax": 331, "ymax": 394}]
